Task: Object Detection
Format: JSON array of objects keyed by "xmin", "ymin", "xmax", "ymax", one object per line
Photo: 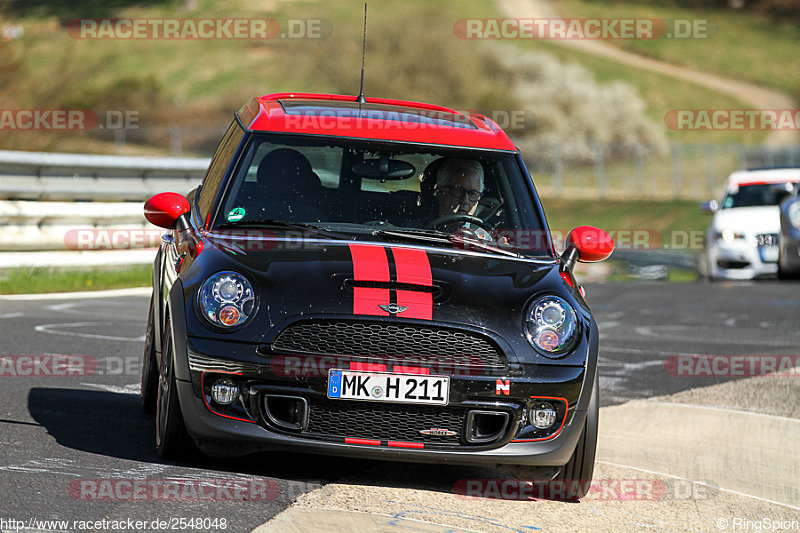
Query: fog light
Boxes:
[
  {"xmin": 211, "ymin": 378, "xmax": 239, "ymax": 405},
  {"xmin": 530, "ymin": 402, "xmax": 557, "ymax": 429}
]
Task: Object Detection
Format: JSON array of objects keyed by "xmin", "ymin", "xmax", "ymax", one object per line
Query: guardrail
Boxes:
[
  {"xmin": 0, "ymin": 149, "xmax": 208, "ymax": 202},
  {"xmin": 0, "ymin": 150, "xmax": 209, "ymax": 267}
]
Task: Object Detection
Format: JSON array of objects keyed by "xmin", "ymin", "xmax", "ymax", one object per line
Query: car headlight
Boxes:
[
  {"xmin": 789, "ymin": 202, "xmax": 800, "ymax": 229},
  {"xmin": 198, "ymin": 271, "xmax": 255, "ymax": 328},
  {"xmin": 524, "ymin": 296, "xmax": 578, "ymax": 356}
]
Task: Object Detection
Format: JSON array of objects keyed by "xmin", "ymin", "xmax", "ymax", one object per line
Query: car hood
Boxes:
[
  {"xmin": 182, "ymin": 231, "xmax": 590, "ymax": 366},
  {"xmin": 712, "ymin": 206, "xmax": 780, "ymax": 234}
]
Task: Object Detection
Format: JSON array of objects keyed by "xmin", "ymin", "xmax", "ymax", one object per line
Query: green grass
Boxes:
[
  {"xmin": 540, "ymin": 197, "xmax": 710, "ymax": 241},
  {"xmin": 0, "ymin": 266, "xmax": 152, "ymax": 294},
  {"xmin": 0, "ymin": 0, "xmax": 526, "ymax": 154},
  {"xmin": 556, "ymin": 0, "xmax": 800, "ymax": 98},
  {"xmin": 0, "ymin": 0, "xmax": 774, "ymax": 154},
  {"xmin": 528, "ymin": 142, "xmax": 745, "ymax": 199},
  {"xmin": 455, "ymin": 0, "xmax": 767, "ymax": 144},
  {"xmin": 508, "ymin": 38, "xmax": 769, "ymax": 146}
]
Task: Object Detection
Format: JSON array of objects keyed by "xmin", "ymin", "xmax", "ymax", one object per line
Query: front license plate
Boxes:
[
  {"xmin": 760, "ymin": 245, "xmax": 779, "ymax": 263},
  {"xmin": 327, "ymin": 369, "xmax": 449, "ymax": 405}
]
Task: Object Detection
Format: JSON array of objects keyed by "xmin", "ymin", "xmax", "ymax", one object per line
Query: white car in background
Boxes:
[{"xmin": 701, "ymin": 168, "xmax": 800, "ymax": 280}]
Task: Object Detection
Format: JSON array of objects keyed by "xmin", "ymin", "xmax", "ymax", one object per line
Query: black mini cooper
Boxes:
[{"xmin": 141, "ymin": 93, "xmax": 613, "ymax": 498}]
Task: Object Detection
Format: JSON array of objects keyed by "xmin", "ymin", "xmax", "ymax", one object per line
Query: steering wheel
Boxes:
[{"xmin": 425, "ymin": 214, "xmax": 498, "ymax": 238}]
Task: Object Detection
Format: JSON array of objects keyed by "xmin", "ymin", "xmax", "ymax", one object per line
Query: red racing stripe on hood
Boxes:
[
  {"xmin": 349, "ymin": 243, "xmax": 390, "ymax": 316},
  {"xmin": 392, "ymin": 247, "xmax": 433, "ymax": 320}
]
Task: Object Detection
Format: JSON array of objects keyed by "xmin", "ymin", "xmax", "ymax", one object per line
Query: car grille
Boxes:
[
  {"xmin": 717, "ymin": 259, "xmax": 750, "ymax": 269},
  {"xmin": 271, "ymin": 319, "xmax": 507, "ymax": 370},
  {"xmin": 303, "ymin": 397, "xmax": 468, "ymax": 446}
]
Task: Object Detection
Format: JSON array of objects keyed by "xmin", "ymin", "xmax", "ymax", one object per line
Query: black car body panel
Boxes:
[{"xmin": 145, "ymin": 94, "xmax": 608, "ymax": 468}]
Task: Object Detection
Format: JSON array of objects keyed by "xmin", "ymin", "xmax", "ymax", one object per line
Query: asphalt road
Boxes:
[{"xmin": 0, "ymin": 281, "xmax": 798, "ymax": 532}]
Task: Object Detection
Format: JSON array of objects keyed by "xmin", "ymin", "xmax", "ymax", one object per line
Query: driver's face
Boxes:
[{"xmin": 434, "ymin": 171, "xmax": 482, "ymax": 217}]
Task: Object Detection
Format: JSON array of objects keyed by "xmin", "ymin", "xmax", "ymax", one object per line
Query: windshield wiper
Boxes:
[
  {"xmin": 216, "ymin": 220, "xmax": 348, "ymax": 239},
  {"xmin": 373, "ymin": 228, "xmax": 452, "ymax": 241},
  {"xmin": 374, "ymin": 229, "xmax": 525, "ymax": 258}
]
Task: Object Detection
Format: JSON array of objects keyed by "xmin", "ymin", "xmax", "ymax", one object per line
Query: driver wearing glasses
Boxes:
[
  {"xmin": 431, "ymin": 158, "xmax": 506, "ymax": 244},
  {"xmin": 433, "ymin": 158, "xmax": 484, "ymax": 217}
]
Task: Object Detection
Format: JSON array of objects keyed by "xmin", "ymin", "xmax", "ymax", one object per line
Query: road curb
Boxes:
[{"xmin": 597, "ymin": 400, "xmax": 800, "ymax": 508}]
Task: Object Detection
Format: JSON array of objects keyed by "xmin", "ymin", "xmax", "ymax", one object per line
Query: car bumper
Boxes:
[
  {"xmin": 176, "ymin": 378, "xmax": 587, "ymax": 466},
  {"xmin": 172, "ymin": 334, "xmax": 596, "ymax": 466},
  {"xmin": 707, "ymin": 240, "xmax": 778, "ymax": 279}
]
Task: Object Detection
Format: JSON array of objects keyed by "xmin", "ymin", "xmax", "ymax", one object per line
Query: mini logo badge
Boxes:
[
  {"xmin": 419, "ymin": 428, "xmax": 457, "ymax": 437},
  {"xmin": 379, "ymin": 303, "xmax": 408, "ymax": 314}
]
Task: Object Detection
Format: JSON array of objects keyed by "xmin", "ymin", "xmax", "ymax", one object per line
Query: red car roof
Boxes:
[{"xmin": 237, "ymin": 93, "xmax": 518, "ymax": 151}]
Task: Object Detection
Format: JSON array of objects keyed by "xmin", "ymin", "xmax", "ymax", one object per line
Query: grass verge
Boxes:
[
  {"xmin": 556, "ymin": 0, "xmax": 800, "ymax": 99},
  {"xmin": 0, "ymin": 265, "xmax": 152, "ymax": 294},
  {"xmin": 0, "ymin": 0, "xmax": 772, "ymax": 154},
  {"xmin": 540, "ymin": 197, "xmax": 709, "ymax": 236}
]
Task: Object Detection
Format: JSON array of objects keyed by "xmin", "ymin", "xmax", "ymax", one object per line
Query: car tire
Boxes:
[
  {"xmin": 140, "ymin": 294, "xmax": 159, "ymax": 414},
  {"xmin": 554, "ymin": 371, "xmax": 598, "ymax": 500},
  {"xmin": 156, "ymin": 318, "xmax": 193, "ymax": 460},
  {"xmin": 777, "ymin": 259, "xmax": 800, "ymax": 280}
]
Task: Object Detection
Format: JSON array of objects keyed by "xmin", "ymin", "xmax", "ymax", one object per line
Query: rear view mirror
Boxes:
[
  {"xmin": 561, "ymin": 226, "xmax": 614, "ymax": 272},
  {"xmin": 700, "ymin": 199, "xmax": 718, "ymax": 214},
  {"xmin": 352, "ymin": 157, "xmax": 415, "ymax": 180},
  {"xmin": 144, "ymin": 192, "xmax": 190, "ymax": 229}
]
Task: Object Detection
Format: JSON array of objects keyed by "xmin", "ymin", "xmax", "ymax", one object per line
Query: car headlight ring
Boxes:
[
  {"xmin": 524, "ymin": 296, "xmax": 578, "ymax": 356},
  {"xmin": 198, "ymin": 271, "xmax": 255, "ymax": 328}
]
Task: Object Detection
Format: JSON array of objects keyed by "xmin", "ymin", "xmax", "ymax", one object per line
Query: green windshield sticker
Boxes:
[{"xmin": 226, "ymin": 207, "xmax": 245, "ymax": 222}]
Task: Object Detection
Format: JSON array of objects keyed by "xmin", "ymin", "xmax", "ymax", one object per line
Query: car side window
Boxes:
[{"xmin": 196, "ymin": 121, "xmax": 246, "ymax": 223}]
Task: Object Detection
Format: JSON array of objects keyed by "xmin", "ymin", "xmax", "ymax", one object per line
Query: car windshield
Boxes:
[
  {"xmin": 722, "ymin": 182, "xmax": 796, "ymax": 209},
  {"xmin": 215, "ymin": 134, "xmax": 551, "ymax": 256}
]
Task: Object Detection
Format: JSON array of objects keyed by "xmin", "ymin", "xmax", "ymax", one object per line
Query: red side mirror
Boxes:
[
  {"xmin": 144, "ymin": 192, "xmax": 190, "ymax": 229},
  {"xmin": 566, "ymin": 226, "xmax": 614, "ymax": 262}
]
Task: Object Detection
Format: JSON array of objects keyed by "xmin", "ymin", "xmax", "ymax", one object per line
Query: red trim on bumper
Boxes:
[
  {"xmin": 511, "ymin": 396, "xmax": 569, "ymax": 442},
  {"xmin": 387, "ymin": 441, "xmax": 425, "ymax": 449},
  {"xmin": 345, "ymin": 437, "xmax": 381, "ymax": 446},
  {"xmin": 200, "ymin": 370, "xmax": 255, "ymax": 424}
]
